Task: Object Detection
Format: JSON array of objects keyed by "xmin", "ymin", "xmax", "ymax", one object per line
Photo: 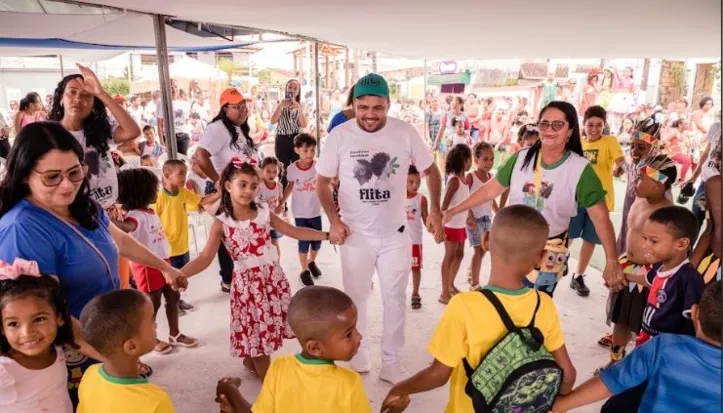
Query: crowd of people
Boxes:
[{"xmin": 0, "ymin": 64, "xmax": 720, "ymax": 413}]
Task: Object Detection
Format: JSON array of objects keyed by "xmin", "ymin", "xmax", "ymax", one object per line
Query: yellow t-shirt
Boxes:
[
  {"xmin": 77, "ymin": 364, "xmax": 175, "ymax": 413},
  {"xmin": 252, "ymin": 354, "xmax": 372, "ymax": 413},
  {"xmin": 153, "ymin": 187, "xmax": 202, "ymax": 256},
  {"xmin": 428, "ymin": 286, "xmax": 565, "ymax": 413},
  {"xmin": 581, "ymin": 135, "xmax": 624, "ymax": 210}
]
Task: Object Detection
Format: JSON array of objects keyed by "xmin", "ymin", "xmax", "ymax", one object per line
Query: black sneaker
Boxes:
[
  {"xmin": 300, "ymin": 270, "xmax": 314, "ymax": 286},
  {"xmin": 570, "ymin": 274, "xmax": 590, "ymax": 297},
  {"xmin": 308, "ymin": 261, "xmax": 322, "ymax": 278},
  {"xmin": 179, "ymin": 300, "xmax": 195, "ymax": 312}
]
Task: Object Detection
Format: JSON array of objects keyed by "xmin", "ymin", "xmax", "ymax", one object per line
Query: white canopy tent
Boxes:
[{"xmin": 53, "ymin": 0, "xmax": 721, "ymax": 59}]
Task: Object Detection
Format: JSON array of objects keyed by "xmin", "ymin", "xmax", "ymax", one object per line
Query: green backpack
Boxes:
[{"xmin": 463, "ymin": 289, "xmax": 563, "ymax": 413}]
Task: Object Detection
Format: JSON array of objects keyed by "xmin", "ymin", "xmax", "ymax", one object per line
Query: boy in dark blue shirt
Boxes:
[{"xmin": 552, "ymin": 280, "xmax": 722, "ymax": 413}]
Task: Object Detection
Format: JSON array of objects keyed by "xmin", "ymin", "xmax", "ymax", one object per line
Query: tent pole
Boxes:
[
  {"xmin": 423, "ymin": 58, "xmax": 428, "ymax": 141},
  {"xmin": 58, "ymin": 55, "xmax": 65, "ymax": 77},
  {"xmin": 314, "ymin": 41, "xmax": 321, "ymax": 153},
  {"xmin": 153, "ymin": 14, "xmax": 177, "ymax": 160}
]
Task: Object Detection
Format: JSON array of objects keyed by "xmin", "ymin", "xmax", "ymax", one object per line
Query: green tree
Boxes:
[
  {"xmin": 217, "ymin": 59, "xmax": 236, "ymax": 84},
  {"xmin": 101, "ymin": 77, "xmax": 130, "ymax": 97},
  {"xmin": 257, "ymin": 69, "xmax": 273, "ymax": 84}
]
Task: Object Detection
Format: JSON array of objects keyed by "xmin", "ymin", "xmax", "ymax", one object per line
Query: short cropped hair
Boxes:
[
  {"xmin": 699, "ymin": 281, "xmax": 721, "ymax": 342},
  {"xmin": 293, "ymin": 133, "xmax": 317, "ymax": 148},
  {"xmin": 408, "ymin": 164, "xmax": 419, "ymax": 175},
  {"xmin": 288, "ymin": 286, "xmax": 354, "ymax": 343},
  {"xmin": 489, "ymin": 205, "xmax": 549, "ymax": 263},
  {"xmin": 142, "ymin": 125, "xmax": 153, "ymax": 133},
  {"xmin": 163, "ymin": 159, "xmax": 187, "ymax": 176},
  {"xmin": 648, "ymin": 206, "xmax": 698, "ymax": 246},
  {"xmin": 79, "ymin": 289, "xmax": 148, "ymax": 357}
]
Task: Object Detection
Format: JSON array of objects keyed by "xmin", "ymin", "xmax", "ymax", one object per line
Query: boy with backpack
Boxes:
[{"xmin": 381, "ymin": 205, "xmax": 577, "ymax": 413}]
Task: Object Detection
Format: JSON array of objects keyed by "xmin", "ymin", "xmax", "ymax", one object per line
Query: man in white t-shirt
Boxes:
[
  {"xmin": 316, "ymin": 74, "xmax": 444, "ymax": 384},
  {"xmin": 156, "ymin": 79, "xmax": 191, "ymax": 154}
]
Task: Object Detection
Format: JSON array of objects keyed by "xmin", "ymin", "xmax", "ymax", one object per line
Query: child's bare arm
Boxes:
[
  {"xmin": 625, "ymin": 272, "xmax": 650, "ymax": 287},
  {"xmin": 199, "ymin": 190, "xmax": 221, "ymax": 209},
  {"xmin": 691, "ymin": 220, "xmax": 712, "ymax": 266},
  {"xmin": 498, "ymin": 188, "xmax": 509, "ymax": 209},
  {"xmin": 552, "ymin": 376, "xmax": 612, "ymax": 412},
  {"xmin": 270, "ymin": 213, "xmax": 328, "ymax": 242},
  {"xmin": 182, "ymin": 220, "xmax": 223, "ymax": 277},
  {"xmin": 114, "ymin": 218, "xmax": 138, "ymax": 234},
  {"xmin": 441, "ymin": 178, "xmax": 460, "ymax": 211},
  {"xmin": 550, "ymin": 345, "xmax": 577, "ymax": 395},
  {"xmin": 278, "ymin": 182, "xmax": 294, "ymax": 208},
  {"xmin": 382, "ymin": 359, "xmax": 453, "ymax": 411}
]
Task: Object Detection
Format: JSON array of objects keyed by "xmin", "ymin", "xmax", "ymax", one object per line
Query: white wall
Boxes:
[{"xmin": 0, "ymin": 68, "xmax": 79, "ymax": 110}]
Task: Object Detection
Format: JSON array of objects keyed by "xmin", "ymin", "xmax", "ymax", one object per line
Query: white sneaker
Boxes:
[
  {"xmin": 380, "ymin": 362, "xmax": 407, "ymax": 385},
  {"xmin": 349, "ymin": 349, "xmax": 371, "ymax": 373}
]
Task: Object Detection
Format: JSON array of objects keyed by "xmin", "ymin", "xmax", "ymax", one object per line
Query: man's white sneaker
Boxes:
[
  {"xmin": 349, "ymin": 350, "xmax": 371, "ymax": 373},
  {"xmin": 380, "ymin": 362, "xmax": 407, "ymax": 385}
]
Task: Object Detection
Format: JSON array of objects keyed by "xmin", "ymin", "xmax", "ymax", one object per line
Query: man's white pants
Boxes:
[{"xmin": 341, "ymin": 229, "xmax": 411, "ymax": 366}]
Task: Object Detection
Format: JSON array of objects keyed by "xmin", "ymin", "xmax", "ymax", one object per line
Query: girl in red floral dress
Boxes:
[{"xmin": 182, "ymin": 157, "xmax": 331, "ymax": 381}]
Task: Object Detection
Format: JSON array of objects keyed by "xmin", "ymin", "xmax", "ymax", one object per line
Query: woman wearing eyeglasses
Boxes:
[
  {"xmin": 0, "ymin": 122, "xmax": 187, "ymax": 407},
  {"xmin": 443, "ymin": 101, "xmax": 626, "ymax": 296}
]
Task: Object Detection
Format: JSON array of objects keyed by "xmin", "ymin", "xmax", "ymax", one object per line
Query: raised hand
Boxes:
[{"xmin": 76, "ymin": 64, "xmax": 105, "ymax": 98}]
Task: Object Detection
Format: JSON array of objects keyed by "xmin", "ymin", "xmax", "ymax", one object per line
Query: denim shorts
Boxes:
[
  {"xmin": 169, "ymin": 252, "xmax": 190, "ymax": 269},
  {"xmin": 568, "ymin": 206, "xmax": 601, "ymax": 244},
  {"xmin": 270, "ymin": 229, "xmax": 282, "ymax": 240},
  {"xmin": 294, "ymin": 216, "xmax": 322, "ymax": 253},
  {"xmin": 466, "ymin": 216, "xmax": 492, "ymax": 247}
]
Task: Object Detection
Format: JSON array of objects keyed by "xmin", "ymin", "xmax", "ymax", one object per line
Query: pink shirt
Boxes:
[{"xmin": 0, "ymin": 346, "xmax": 73, "ymax": 413}]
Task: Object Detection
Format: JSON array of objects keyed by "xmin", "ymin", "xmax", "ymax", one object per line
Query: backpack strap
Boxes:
[
  {"xmin": 479, "ymin": 289, "xmax": 517, "ymax": 333},
  {"xmin": 527, "ymin": 291, "xmax": 542, "ymax": 328}
]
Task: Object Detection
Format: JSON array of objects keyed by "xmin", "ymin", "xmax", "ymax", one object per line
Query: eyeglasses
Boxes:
[
  {"xmin": 33, "ymin": 165, "xmax": 88, "ymax": 187},
  {"xmin": 537, "ymin": 120, "xmax": 568, "ymax": 132},
  {"xmin": 227, "ymin": 104, "xmax": 247, "ymax": 112}
]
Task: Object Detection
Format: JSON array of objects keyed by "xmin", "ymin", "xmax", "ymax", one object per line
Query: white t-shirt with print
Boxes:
[
  {"xmin": 69, "ymin": 127, "xmax": 118, "ymax": 208},
  {"xmin": 286, "ymin": 161, "xmax": 321, "ymax": 219},
  {"xmin": 156, "ymin": 99, "xmax": 190, "ymax": 134},
  {"xmin": 405, "ymin": 192, "xmax": 426, "ymax": 245},
  {"xmin": 258, "ymin": 181, "xmax": 283, "ymax": 211},
  {"xmin": 125, "ymin": 209, "xmax": 169, "ymax": 259},
  {"xmin": 198, "ymin": 121, "xmax": 258, "ymax": 177},
  {"xmin": 506, "ymin": 148, "xmax": 589, "ymax": 237},
  {"xmin": 317, "ymin": 117, "xmax": 434, "ymax": 237}
]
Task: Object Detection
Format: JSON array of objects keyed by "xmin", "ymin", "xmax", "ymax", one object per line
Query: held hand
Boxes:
[
  {"xmin": 603, "ymin": 261, "xmax": 626, "ymax": 292},
  {"xmin": 426, "ymin": 208, "xmax": 444, "ymax": 243},
  {"xmin": 466, "ymin": 215, "xmax": 477, "ymax": 230},
  {"xmin": 163, "ymin": 267, "xmax": 188, "ymax": 291},
  {"xmin": 76, "ymin": 64, "xmax": 105, "ymax": 97},
  {"xmin": 329, "ymin": 218, "xmax": 351, "ymax": 244},
  {"xmin": 440, "ymin": 209, "xmax": 452, "ymax": 228},
  {"xmin": 381, "ymin": 391, "xmax": 410, "ymax": 413},
  {"xmin": 215, "ymin": 377, "xmax": 242, "ymax": 412}
]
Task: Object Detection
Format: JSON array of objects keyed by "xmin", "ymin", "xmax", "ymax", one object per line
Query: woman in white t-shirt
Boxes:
[
  {"xmin": 443, "ymin": 101, "xmax": 626, "ymax": 296},
  {"xmin": 49, "ymin": 64, "xmax": 141, "ymax": 211},
  {"xmin": 193, "ymin": 88, "xmax": 259, "ymax": 292}
]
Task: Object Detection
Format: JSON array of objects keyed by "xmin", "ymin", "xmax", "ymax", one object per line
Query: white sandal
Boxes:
[{"xmin": 168, "ymin": 333, "xmax": 199, "ymax": 348}]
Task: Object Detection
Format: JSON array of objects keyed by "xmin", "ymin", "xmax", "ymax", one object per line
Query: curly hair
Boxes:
[
  {"xmin": 0, "ymin": 274, "xmax": 76, "ymax": 354},
  {"xmin": 117, "ymin": 168, "xmax": 160, "ymax": 211},
  {"xmin": 0, "ymin": 122, "xmax": 100, "ymax": 229},
  {"xmin": 218, "ymin": 161, "xmax": 260, "ymax": 216},
  {"xmin": 48, "ymin": 74, "xmax": 113, "ymax": 157},
  {"xmin": 445, "ymin": 144, "xmax": 472, "ymax": 176}
]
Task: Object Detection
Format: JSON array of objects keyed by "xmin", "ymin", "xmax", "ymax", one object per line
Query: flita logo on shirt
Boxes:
[{"xmin": 351, "ymin": 150, "xmax": 398, "ymax": 205}]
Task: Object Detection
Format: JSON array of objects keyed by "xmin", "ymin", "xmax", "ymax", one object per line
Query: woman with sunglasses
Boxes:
[
  {"xmin": 443, "ymin": 101, "xmax": 626, "ymax": 296},
  {"xmin": 0, "ymin": 122, "xmax": 187, "ymax": 407}
]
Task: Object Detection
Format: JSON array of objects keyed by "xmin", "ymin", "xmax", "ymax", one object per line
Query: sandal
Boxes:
[
  {"xmin": 438, "ymin": 295, "xmax": 450, "ymax": 305},
  {"xmin": 220, "ymin": 281, "xmax": 230, "ymax": 293},
  {"xmin": 168, "ymin": 333, "xmax": 199, "ymax": 348},
  {"xmin": 598, "ymin": 333, "xmax": 613, "ymax": 348},
  {"xmin": 411, "ymin": 295, "xmax": 422, "ymax": 310},
  {"xmin": 154, "ymin": 340, "xmax": 173, "ymax": 354},
  {"xmin": 138, "ymin": 361, "xmax": 153, "ymax": 378},
  {"xmin": 469, "ymin": 284, "xmax": 481, "ymax": 291}
]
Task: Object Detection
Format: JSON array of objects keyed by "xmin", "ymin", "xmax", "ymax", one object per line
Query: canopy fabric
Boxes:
[
  {"xmin": 65, "ymin": 0, "xmax": 720, "ymax": 59},
  {"xmin": 0, "ymin": 11, "xmax": 254, "ymax": 58}
]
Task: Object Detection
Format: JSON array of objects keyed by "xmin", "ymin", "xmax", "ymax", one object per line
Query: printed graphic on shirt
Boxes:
[
  {"xmin": 405, "ymin": 204, "xmax": 417, "ymax": 221},
  {"xmin": 84, "ymin": 150, "xmax": 115, "ymax": 206},
  {"xmin": 521, "ymin": 181, "xmax": 554, "ymax": 212},
  {"xmin": 351, "ymin": 151, "xmax": 400, "ymax": 205},
  {"xmin": 583, "ymin": 149, "xmax": 599, "ymax": 165}
]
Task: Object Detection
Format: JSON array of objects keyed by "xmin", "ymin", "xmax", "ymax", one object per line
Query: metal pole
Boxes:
[
  {"xmin": 314, "ymin": 42, "xmax": 321, "ymax": 154},
  {"xmin": 58, "ymin": 55, "xmax": 65, "ymax": 77},
  {"xmin": 423, "ymin": 59, "xmax": 428, "ymax": 142},
  {"xmin": 153, "ymin": 14, "xmax": 177, "ymax": 159}
]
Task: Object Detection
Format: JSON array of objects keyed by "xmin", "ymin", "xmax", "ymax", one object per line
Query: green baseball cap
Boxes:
[{"xmin": 353, "ymin": 73, "xmax": 389, "ymax": 99}]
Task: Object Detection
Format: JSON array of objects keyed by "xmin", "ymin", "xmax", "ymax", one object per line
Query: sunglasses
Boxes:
[
  {"xmin": 33, "ymin": 165, "xmax": 88, "ymax": 187},
  {"xmin": 537, "ymin": 120, "xmax": 568, "ymax": 132}
]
